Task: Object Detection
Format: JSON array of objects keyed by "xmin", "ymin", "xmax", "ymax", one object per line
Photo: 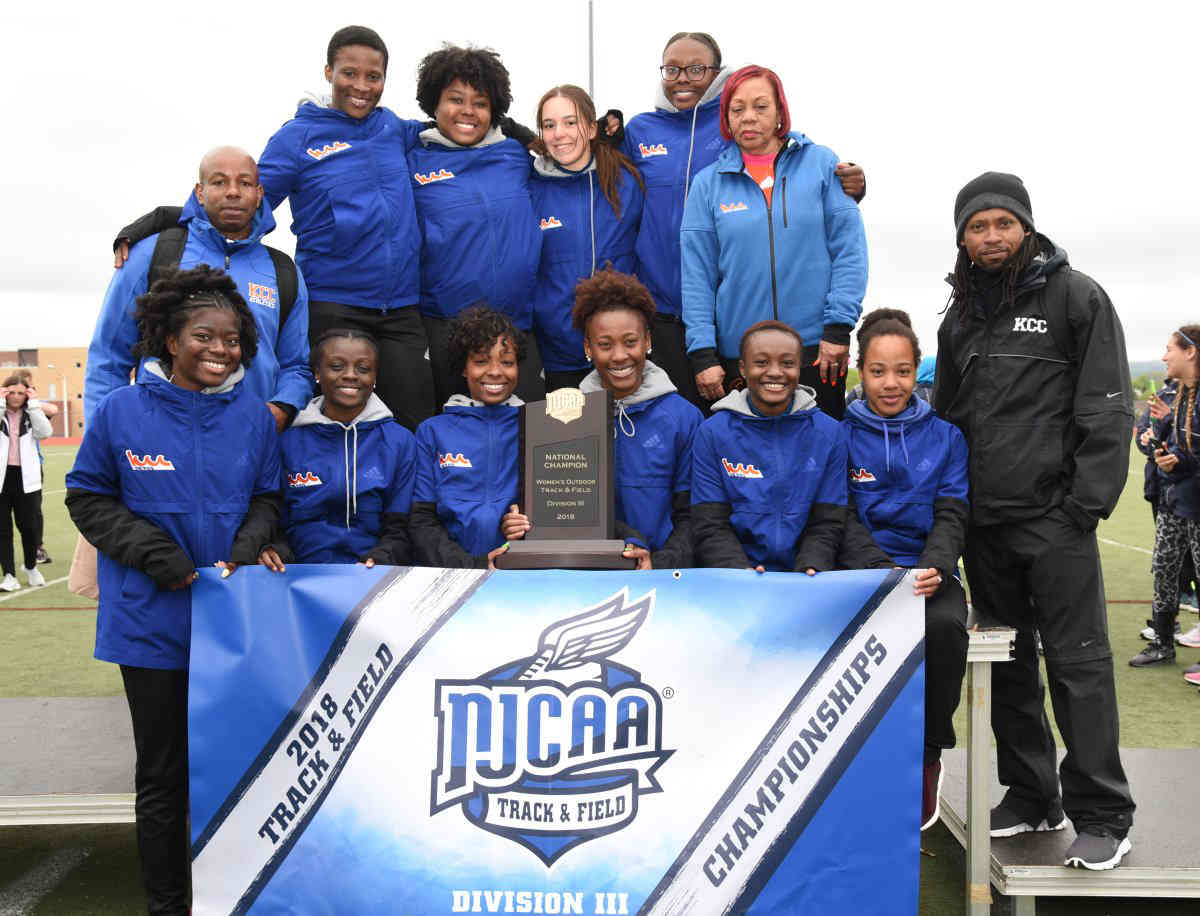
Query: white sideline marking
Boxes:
[
  {"xmin": 1098, "ymin": 536, "xmax": 1153, "ymax": 557},
  {"xmin": 0, "ymin": 847, "xmax": 90, "ymax": 915},
  {"xmin": 41, "ymin": 489, "xmax": 64, "ymax": 496},
  {"xmin": 0, "ymin": 577, "xmax": 70, "ymax": 603}
]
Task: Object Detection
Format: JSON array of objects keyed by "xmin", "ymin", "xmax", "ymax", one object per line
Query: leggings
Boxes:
[{"xmin": 1151, "ymin": 510, "xmax": 1200, "ymax": 618}]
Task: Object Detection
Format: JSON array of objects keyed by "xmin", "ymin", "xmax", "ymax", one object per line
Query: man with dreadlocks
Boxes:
[{"xmin": 933, "ymin": 172, "xmax": 1136, "ymax": 870}]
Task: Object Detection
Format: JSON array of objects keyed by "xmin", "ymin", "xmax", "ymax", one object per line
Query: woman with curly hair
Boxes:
[
  {"xmin": 410, "ymin": 306, "xmax": 529, "ymax": 568},
  {"xmin": 410, "ymin": 44, "xmax": 544, "ymax": 406},
  {"xmin": 65, "ymin": 265, "xmax": 281, "ymax": 914},
  {"xmin": 530, "ymin": 85, "xmax": 645, "ymax": 392}
]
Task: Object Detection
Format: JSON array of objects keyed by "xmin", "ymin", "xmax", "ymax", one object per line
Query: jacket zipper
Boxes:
[{"xmin": 782, "ymin": 176, "xmax": 788, "ymax": 228}]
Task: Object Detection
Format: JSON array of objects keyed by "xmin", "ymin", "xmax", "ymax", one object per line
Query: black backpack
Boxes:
[{"xmin": 136, "ymin": 206, "xmax": 299, "ymax": 330}]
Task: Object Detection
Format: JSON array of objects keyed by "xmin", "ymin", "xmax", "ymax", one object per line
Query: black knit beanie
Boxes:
[{"xmin": 954, "ymin": 172, "xmax": 1034, "ymax": 241}]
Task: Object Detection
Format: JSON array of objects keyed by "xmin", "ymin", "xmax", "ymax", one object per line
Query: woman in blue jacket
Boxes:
[
  {"xmin": 65, "ymin": 266, "xmax": 280, "ymax": 914},
  {"xmin": 409, "ymin": 45, "xmax": 544, "ymax": 407},
  {"xmin": 410, "ymin": 307, "xmax": 527, "ymax": 568},
  {"xmin": 681, "ymin": 65, "xmax": 868, "ymax": 420},
  {"xmin": 624, "ymin": 33, "xmax": 865, "ymax": 408},
  {"xmin": 691, "ymin": 320, "xmax": 846, "ymax": 572},
  {"xmin": 839, "ymin": 308, "xmax": 969, "ymax": 831},
  {"xmin": 531, "ymin": 85, "xmax": 645, "ymax": 392},
  {"xmin": 263, "ymin": 329, "xmax": 416, "ymax": 568}
]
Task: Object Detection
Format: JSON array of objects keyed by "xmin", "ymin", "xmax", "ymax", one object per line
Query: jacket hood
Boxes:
[
  {"xmin": 293, "ymin": 97, "xmax": 389, "ymax": 125},
  {"xmin": 142, "ymin": 358, "xmax": 245, "ymax": 396},
  {"xmin": 949, "ymin": 233, "xmax": 1069, "ymax": 301},
  {"xmin": 712, "ymin": 385, "xmax": 817, "ymax": 417},
  {"xmin": 180, "ymin": 189, "xmax": 277, "ymax": 245},
  {"xmin": 579, "ymin": 360, "xmax": 676, "ymax": 408},
  {"xmin": 419, "ymin": 125, "xmax": 508, "ymax": 149},
  {"xmin": 653, "ymin": 65, "xmax": 734, "ymax": 113},
  {"xmin": 292, "ymin": 392, "xmax": 393, "ymax": 428},
  {"xmin": 845, "ymin": 396, "xmax": 934, "ymax": 473},
  {"xmin": 715, "ymin": 132, "xmax": 812, "ymax": 171},
  {"xmin": 532, "ymin": 154, "xmax": 596, "ymax": 179},
  {"xmin": 444, "ymin": 393, "xmax": 524, "ymax": 409}
]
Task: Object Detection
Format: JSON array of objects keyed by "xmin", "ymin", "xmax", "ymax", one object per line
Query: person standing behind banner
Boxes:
[
  {"xmin": 257, "ymin": 329, "xmax": 416, "ymax": 571},
  {"xmin": 691, "ymin": 320, "xmax": 846, "ymax": 572},
  {"xmin": 838, "ymin": 309, "xmax": 969, "ymax": 832},
  {"xmin": 65, "ymin": 266, "xmax": 281, "ymax": 914},
  {"xmin": 624, "ymin": 32, "xmax": 865, "ymax": 409},
  {"xmin": 530, "ymin": 85, "xmax": 645, "ymax": 392},
  {"xmin": 409, "ymin": 45, "xmax": 544, "ymax": 407},
  {"xmin": 682, "ymin": 65, "xmax": 868, "ymax": 420},
  {"xmin": 0, "ymin": 376, "xmax": 52, "ymax": 592},
  {"xmin": 410, "ymin": 307, "xmax": 527, "ymax": 569}
]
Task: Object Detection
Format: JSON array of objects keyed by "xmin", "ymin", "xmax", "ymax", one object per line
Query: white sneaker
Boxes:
[
  {"xmin": 1178, "ymin": 624, "xmax": 1200, "ymax": 649},
  {"xmin": 23, "ymin": 566, "xmax": 46, "ymax": 587},
  {"xmin": 0, "ymin": 573, "xmax": 19, "ymax": 592}
]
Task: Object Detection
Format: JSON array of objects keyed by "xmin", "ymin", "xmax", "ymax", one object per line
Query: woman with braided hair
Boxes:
[
  {"xmin": 65, "ymin": 265, "xmax": 281, "ymax": 913},
  {"xmin": 1133, "ymin": 326, "xmax": 1200, "ymax": 668}
]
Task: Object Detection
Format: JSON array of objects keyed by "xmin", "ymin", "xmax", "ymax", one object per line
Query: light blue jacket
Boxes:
[{"xmin": 681, "ymin": 134, "xmax": 868, "ymax": 360}]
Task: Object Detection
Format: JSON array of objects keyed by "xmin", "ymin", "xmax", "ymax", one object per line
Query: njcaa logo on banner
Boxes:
[{"xmin": 430, "ymin": 589, "xmax": 673, "ymax": 865}]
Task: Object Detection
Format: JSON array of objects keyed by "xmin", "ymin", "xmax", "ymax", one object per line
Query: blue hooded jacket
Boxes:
[
  {"xmin": 86, "ymin": 194, "xmax": 312, "ymax": 424},
  {"xmin": 681, "ymin": 134, "xmax": 868, "ymax": 360},
  {"xmin": 691, "ymin": 387, "xmax": 847, "ymax": 571},
  {"xmin": 1153, "ymin": 384, "xmax": 1200, "ymax": 521},
  {"xmin": 412, "ymin": 395, "xmax": 521, "ymax": 559},
  {"xmin": 622, "ymin": 70, "xmax": 732, "ymax": 318},
  {"xmin": 580, "ymin": 363, "xmax": 701, "ymax": 554},
  {"xmin": 409, "ymin": 128, "xmax": 542, "ymax": 329},
  {"xmin": 66, "ymin": 363, "xmax": 280, "ymax": 669},
  {"xmin": 530, "ymin": 156, "xmax": 644, "ymax": 371},
  {"xmin": 257, "ymin": 102, "xmax": 424, "ymax": 311},
  {"xmin": 843, "ymin": 398, "xmax": 969, "ymax": 567},
  {"xmin": 280, "ymin": 394, "xmax": 416, "ymax": 563}
]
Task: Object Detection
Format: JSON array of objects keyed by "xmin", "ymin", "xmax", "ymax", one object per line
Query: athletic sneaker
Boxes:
[
  {"xmin": 35, "ymin": 545, "xmax": 51, "ymax": 564},
  {"xmin": 22, "ymin": 566, "xmax": 45, "ymax": 588},
  {"xmin": 1177, "ymin": 624, "xmax": 1200, "ymax": 648},
  {"xmin": 990, "ymin": 800, "xmax": 1066, "ymax": 838},
  {"xmin": 1130, "ymin": 638, "xmax": 1176, "ymax": 666},
  {"xmin": 1180, "ymin": 591, "xmax": 1199, "ymax": 613},
  {"xmin": 1140, "ymin": 618, "xmax": 1181, "ymax": 640},
  {"xmin": 921, "ymin": 759, "xmax": 943, "ymax": 831},
  {"xmin": 1184, "ymin": 662, "xmax": 1200, "ymax": 676},
  {"xmin": 1183, "ymin": 670, "xmax": 1200, "ymax": 686},
  {"xmin": 0, "ymin": 573, "xmax": 19, "ymax": 592},
  {"xmin": 1063, "ymin": 828, "xmax": 1132, "ymax": 870}
]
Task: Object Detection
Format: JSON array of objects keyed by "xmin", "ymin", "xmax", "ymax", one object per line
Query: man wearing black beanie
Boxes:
[{"xmin": 933, "ymin": 172, "xmax": 1136, "ymax": 869}]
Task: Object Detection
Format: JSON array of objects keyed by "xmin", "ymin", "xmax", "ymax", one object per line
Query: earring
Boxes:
[{"xmin": 585, "ymin": 351, "xmax": 592, "ymax": 362}]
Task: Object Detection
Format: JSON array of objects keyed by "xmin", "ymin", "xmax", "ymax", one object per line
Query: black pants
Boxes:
[
  {"xmin": 718, "ymin": 344, "xmax": 847, "ymax": 420},
  {"xmin": 544, "ymin": 367, "xmax": 591, "ymax": 392},
  {"xmin": 649, "ymin": 315, "xmax": 703, "ymax": 409},
  {"xmin": 925, "ymin": 576, "xmax": 969, "ymax": 762},
  {"xmin": 422, "ymin": 316, "xmax": 545, "ymax": 407},
  {"xmin": 121, "ymin": 665, "xmax": 190, "ymax": 916},
  {"xmin": 964, "ymin": 511, "xmax": 1135, "ymax": 837},
  {"xmin": 308, "ymin": 302, "xmax": 435, "ymax": 433},
  {"xmin": 1, "ymin": 466, "xmax": 38, "ymax": 575}
]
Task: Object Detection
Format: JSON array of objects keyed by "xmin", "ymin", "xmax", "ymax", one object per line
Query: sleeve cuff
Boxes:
[
  {"xmin": 688, "ymin": 347, "xmax": 720, "ymax": 376},
  {"xmin": 269, "ymin": 401, "xmax": 298, "ymax": 423},
  {"xmin": 821, "ymin": 324, "xmax": 852, "ymax": 346}
]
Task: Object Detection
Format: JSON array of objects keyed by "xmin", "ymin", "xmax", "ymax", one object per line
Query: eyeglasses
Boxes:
[{"xmin": 659, "ymin": 65, "xmax": 717, "ymax": 81}]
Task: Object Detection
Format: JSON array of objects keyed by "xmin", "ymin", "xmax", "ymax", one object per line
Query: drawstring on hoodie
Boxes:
[
  {"xmin": 614, "ymin": 400, "xmax": 636, "ymax": 439},
  {"xmin": 880, "ymin": 420, "xmax": 912, "ymax": 472},
  {"xmin": 683, "ymin": 104, "xmax": 700, "ymax": 205},
  {"xmin": 336, "ymin": 420, "xmax": 360, "ymax": 527}
]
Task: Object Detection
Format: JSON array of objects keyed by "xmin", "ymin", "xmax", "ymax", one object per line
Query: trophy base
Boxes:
[{"xmin": 493, "ymin": 539, "xmax": 638, "ymax": 570}]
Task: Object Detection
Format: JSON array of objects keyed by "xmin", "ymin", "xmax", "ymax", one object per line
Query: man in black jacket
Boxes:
[{"xmin": 933, "ymin": 172, "xmax": 1135, "ymax": 870}]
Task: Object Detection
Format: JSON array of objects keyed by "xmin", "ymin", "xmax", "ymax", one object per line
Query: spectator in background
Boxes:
[
  {"xmin": 16, "ymin": 369, "xmax": 55, "ymax": 565},
  {"xmin": 1, "ymin": 376, "xmax": 52, "ymax": 591}
]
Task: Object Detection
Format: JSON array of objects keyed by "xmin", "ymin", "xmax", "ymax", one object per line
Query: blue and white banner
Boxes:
[{"xmin": 188, "ymin": 567, "xmax": 925, "ymax": 915}]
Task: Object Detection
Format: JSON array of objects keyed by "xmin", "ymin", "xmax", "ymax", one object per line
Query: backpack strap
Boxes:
[
  {"xmin": 147, "ymin": 225, "xmax": 188, "ymax": 290},
  {"xmin": 264, "ymin": 245, "xmax": 298, "ymax": 330}
]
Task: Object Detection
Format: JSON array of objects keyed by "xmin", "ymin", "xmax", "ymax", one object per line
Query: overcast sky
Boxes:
[{"xmin": 4, "ymin": 1, "xmax": 1195, "ymax": 361}]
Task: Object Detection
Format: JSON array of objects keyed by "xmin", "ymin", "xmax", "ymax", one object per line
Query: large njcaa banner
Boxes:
[{"xmin": 188, "ymin": 566, "xmax": 925, "ymax": 915}]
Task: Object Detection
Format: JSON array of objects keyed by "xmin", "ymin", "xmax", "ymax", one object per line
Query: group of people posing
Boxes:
[{"xmin": 70, "ymin": 22, "xmax": 1141, "ymax": 916}]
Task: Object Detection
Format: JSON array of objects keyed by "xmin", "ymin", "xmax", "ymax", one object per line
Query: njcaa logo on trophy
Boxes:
[
  {"xmin": 545, "ymin": 387, "xmax": 585, "ymax": 424},
  {"xmin": 430, "ymin": 589, "xmax": 673, "ymax": 865}
]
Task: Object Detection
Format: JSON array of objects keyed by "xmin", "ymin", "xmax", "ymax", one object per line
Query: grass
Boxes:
[{"xmin": 0, "ymin": 444, "xmax": 1193, "ymax": 914}]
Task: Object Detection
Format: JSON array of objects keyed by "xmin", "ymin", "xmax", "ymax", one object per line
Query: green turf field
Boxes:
[{"xmin": 1, "ymin": 443, "xmax": 1195, "ymax": 914}]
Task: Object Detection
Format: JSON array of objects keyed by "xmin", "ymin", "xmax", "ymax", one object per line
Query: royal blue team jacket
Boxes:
[
  {"xmin": 411, "ymin": 395, "xmax": 522, "ymax": 563},
  {"xmin": 67, "ymin": 364, "xmax": 280, "ymax": 670},
  {"xmin": 842, "ymin": 397, "xmax": 969, "ymax": 570},
  {"xmin": 86, "ymin": 194, "xmax": 312, "ymax": 424},
  {"xmin": 409, "ymin": 128, "xmax": 541, "ymax": 330},
  {"xmin": 579, "ymin": 363, "xmax": 701, "ymax": 559},
  {"xmin": 691, "ymin": 387, "xmax": 847, "ymax": 571},
  {"xmin": 530, "ymin": 156, "xmax": 644, "ymax": 372},
  {"xmin": 279, "ymin": 394, "xmax": 416, "ymax": 563},
  {"xmin": 258, "ymin": 102, "xmax": 423, "ymax": 310},
  {"xmin": 681, "ymin": 134, "xmax": 868, "ymax": 361},
  {"xmin": 622, "ymin": 70, "xmax": 732, "ymax": 318}
]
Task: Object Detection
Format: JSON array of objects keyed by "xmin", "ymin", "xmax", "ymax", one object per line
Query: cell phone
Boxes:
[{"xmin": 1147, "ymin": 436, "xmax": 1162, "ymax": 450}]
